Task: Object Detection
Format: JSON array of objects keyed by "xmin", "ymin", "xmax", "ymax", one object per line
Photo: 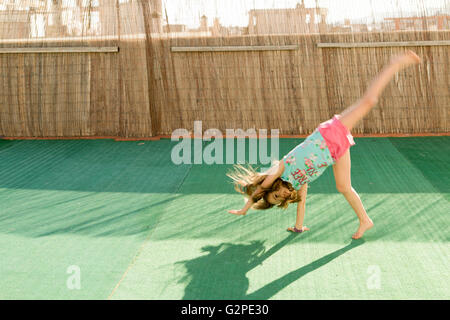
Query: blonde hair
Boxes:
[{"xmin": 226, "ymin": 162, "xmax": 301, "ymax": 210}]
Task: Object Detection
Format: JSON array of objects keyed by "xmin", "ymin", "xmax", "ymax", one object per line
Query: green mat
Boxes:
[{"xmin": 0, "ymin": 137, "xmax": 448, "ymax": 299}]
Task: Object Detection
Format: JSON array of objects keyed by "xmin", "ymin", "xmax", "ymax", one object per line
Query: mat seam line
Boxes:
[{"xmin": 107, "ymin": 163, "xmax": 194, "ymax": 299}]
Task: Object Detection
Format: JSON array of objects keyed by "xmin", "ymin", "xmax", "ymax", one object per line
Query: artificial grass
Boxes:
[{"xmin": 0, "ymin": 137, "xmax": 448, "ymax": 299}]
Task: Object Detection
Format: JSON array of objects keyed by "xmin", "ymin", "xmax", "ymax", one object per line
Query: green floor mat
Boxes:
[
  {"xmin": 0, "ymin": 137, "xmax": 449, "ymax": 299},
  {"xmin": 0, "ymin": 139, "xmax": 189, "ymax": 299}
]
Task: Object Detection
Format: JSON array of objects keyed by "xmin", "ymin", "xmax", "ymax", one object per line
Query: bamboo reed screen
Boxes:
[{"xmin": 0, "ymin": 0, "xmax": 449, "ymax": 138}]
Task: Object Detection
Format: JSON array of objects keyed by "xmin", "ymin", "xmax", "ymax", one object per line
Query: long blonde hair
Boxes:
[{"xmin": 226, "ymin": 162, "xmax": 301, "ymax": 210}]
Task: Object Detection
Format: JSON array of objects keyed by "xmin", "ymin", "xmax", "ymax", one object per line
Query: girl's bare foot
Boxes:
[
  {"xmin": 352, "ymin": 219, "xmax": 374, "ymax": 239},
  {"xmin": 390, "ymin": 50, "xmax": 421, "ymax": 68}
]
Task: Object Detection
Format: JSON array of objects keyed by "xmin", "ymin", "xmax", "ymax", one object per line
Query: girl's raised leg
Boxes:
[
  {"xmin": 332, "ymin": 51, "xmax": 420, "ymax": 239},
  {"xmin": 339, "ymin": 50, "xmax": 421, "ymax": 131},
  {"xmin": 332, "ymin": 149, "xmax": 373, "ymax": 239}
]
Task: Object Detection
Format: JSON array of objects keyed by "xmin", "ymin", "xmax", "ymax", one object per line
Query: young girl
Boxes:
[{"xmin": 227, "ymin": 51, "xmax": 421, "ymax": 239}]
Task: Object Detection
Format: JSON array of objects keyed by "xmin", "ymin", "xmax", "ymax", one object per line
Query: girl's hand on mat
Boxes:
[
  {"xmin": 228, "ymin": 209, "xmax": 246, "ymax": 216},
  {"xmin": 287, "ymin": 226, "xmax": 310, "ymax": 233}
]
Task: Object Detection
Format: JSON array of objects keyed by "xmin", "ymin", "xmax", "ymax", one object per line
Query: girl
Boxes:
[{"xmin": 227, "ymin": 51, "xmax": 421, "ymax": 239}]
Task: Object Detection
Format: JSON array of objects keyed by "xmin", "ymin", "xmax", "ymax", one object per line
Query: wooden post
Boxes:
[{"xmin": 140, "ymin": 0, "xmax": 159, "ymax": 137}]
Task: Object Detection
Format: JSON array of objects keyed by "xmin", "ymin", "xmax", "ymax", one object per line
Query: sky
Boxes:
[
  {"xmin": 1, "ymin": 0, "xmax": 447, "ymax": 36},
  {"xmin": 162, "ymin": 0, "xmax": 449, "ymax": 27}
]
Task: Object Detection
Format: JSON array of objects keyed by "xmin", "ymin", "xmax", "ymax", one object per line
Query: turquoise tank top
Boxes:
[{"xmin": 280, "ymin": 129, "xmax": 335, "ymax": 190}]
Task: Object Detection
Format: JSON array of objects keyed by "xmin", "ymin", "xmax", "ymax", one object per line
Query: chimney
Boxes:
[{"xmin": 200, "ymin": 15, "xmax": 208, "ymax": 32}]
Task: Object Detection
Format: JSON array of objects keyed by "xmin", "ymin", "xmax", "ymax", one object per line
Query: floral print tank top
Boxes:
[{"xmin": 280, "ymin": 129, "xmax": 335, "ymax": 190}]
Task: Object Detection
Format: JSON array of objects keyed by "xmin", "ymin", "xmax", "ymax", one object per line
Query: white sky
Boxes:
[
  {"xmin": 1, "ymin": 0, "xmax": 447, "ymax": 35},
  {"xmin": 162, "ymin": 0, "xmax": 449, "ymax": 27}
]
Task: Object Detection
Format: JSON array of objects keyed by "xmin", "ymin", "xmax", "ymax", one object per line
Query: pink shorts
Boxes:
[{"xmin": 318, "ymin": 115, "xmax": 355, "ymax": 162}]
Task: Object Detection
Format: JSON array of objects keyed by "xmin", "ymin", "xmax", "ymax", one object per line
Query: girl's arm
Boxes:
[
  {"xmin": 260, "ymin": 161, "xmax": 285, "ymax": 189},
  {"xmin": 228, "ymin": 197, "xmax": 254, "ymax": 216},
  {"xmin": 228, "ymin": 162, "xmax": 285, "ymax": 216},
  {"xmin": 287, "ymin": 183, "xmax": 310, "ymax": 232}
]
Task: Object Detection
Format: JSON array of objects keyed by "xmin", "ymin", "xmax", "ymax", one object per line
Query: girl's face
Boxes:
[{"xmin": 267, "ymin": 185, "xmax": 293, "ymax": 205}]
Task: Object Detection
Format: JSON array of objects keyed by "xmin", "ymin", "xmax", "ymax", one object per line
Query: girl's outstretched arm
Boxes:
[
  {"xmin": 260, "ymin": 161, "xmax": 285, "ymax": 189},
  {"xmin": 228, "ymin": 161, "xmax": 285, "ymax": 216},
  {"xmin": 228, "ymin": 198, "xmax": 254, "ymax": 216},
  {"xmin": 287, "ymin": 183, "xmax": 310, "ymax": 233}
]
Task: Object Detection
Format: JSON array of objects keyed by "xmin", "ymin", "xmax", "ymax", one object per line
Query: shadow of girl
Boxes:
[{"xmin": 176, "ymin": 235, "xmax": 364, "ymax": 299}]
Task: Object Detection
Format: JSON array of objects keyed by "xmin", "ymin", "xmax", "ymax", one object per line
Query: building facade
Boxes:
[{"xmin": 248, "ymin": 1, "xmax": 328, "ymax": 34}]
